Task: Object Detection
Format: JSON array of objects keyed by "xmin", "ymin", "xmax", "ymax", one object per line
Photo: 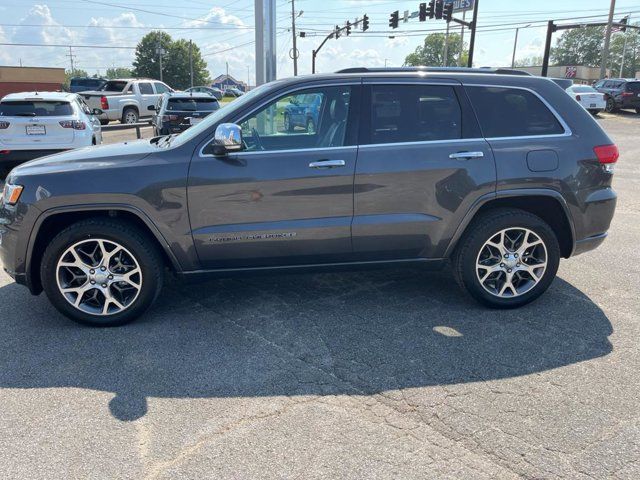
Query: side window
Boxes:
[
  {"xmin": 238, "ymin": 86, "xmax": 351, "ymax": 152},
  {"xmin": 367, "ymin": 84, "xmax": 462, "ymax": 144},
  {"xmin": 139, "ymin": 82, "xmax": 154, "ymax": 95},
  {"xmin": 466, "ymin": 86, "xmax": 564, "ymax": 138},
  {"xmin": 154, "ymin": 82, "xmax": 170, "ymax": 94}
]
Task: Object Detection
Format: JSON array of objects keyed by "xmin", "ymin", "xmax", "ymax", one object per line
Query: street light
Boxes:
[
  {"xmin": 511, "ymin": 24, "xmax": 532, "ymax": 68},
  {"xmin": 155, "ymin": 46, "xmax": 166, "ymax": 81}
]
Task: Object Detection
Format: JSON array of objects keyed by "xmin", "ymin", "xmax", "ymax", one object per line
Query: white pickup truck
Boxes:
[{"xmin": 79, "ymin": 78, "xmax": 173, "ymax": 124}]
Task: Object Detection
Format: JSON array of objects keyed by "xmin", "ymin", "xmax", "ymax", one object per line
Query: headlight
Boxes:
[{"xmin": 2, "ymin": 183, "xmax": 23, "ymax": 205}]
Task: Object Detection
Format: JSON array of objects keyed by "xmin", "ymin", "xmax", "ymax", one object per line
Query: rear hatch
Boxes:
[
  {"xmin": 163, "ymin": 97, "xmax": 219, "ymax": 129},
  {"xmin": 623, "ymin": 81, "xmax": 640, "ymax": 106},
  {"xmin": 0, "ymin": 99, "xmax": 76, "ymax": 148}
]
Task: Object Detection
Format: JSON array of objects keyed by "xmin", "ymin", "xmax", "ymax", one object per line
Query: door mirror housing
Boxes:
[
  {"xmin": 212, "ymin": 123, "xmax": 243, "ymax": 156},
  {"xmin": 92, "ymin": 108, "xmax": 103, "ymax": 115}
]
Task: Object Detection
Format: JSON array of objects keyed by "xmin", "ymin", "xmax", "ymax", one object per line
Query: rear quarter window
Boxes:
[
  {"xmin": 466, "ymin": 86, "xmax": 565, "ymax": 138},
  {"xmin": 0, "ymin": 100, "xmax": 74, "ymax": 117}
]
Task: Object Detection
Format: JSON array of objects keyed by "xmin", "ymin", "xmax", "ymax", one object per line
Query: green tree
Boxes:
[
  {"xmin": 404, "ymin": 33, "xmax": 468, "ymax": 67},
  {"xmin": 106, "ymin": 67, "xmax": 134, "ymax": 79},
  {"xmin": 132, "ymin": 31, "xmax": 210, "ymax": 89},
  {"xmin": 609, "ymin": 28, "xmax": 640, "ymax": 78},
  {"xmin": 513, "ymin": 56, "xmax": 543, "ymax": 67},
  {"xmin": 550, "ymin": 26, "xmax": 604, "ymax": 67}
]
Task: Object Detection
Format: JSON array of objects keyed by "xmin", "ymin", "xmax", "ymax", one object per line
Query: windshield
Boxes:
[
  {"xmin": 0, "ymin": 100, "xmax": 74, "ymax": 117},
  {"xmin": 100, "ymin": 81, "xmax": 128, "ymax": 92},
  {"xmin": 167, "ymin": 98, "xmax": 219, "ymax": 111},
  {"xmin": 571, "ymin": 86, "xmax": 597, "ymax": 93},
  {"xmin": 168, "ymin": 84, "xmax": 269, "ymax": 148}
]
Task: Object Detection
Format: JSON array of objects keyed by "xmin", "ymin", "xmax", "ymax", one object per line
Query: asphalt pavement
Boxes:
[{"xmin": 0, "ymin": 112, "xmax": 638, "ymax": 479}]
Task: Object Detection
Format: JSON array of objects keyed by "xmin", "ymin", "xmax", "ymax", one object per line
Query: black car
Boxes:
[
  {"xmin": 69, "ymin": 77, "xmax": 107, "ymax": 93},
  {"xmin": 594, "ymin": 78, "xmax": 640, "ymax": 113},
  {"xmin": 150, "ymin": 92, "xmax": 220, "ymax": 135}
]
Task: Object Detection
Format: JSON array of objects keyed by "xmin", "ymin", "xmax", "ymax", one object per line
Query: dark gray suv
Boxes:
[{"xmin": 0, "ymin": 68, "xmax": 618, "ymax": 326}]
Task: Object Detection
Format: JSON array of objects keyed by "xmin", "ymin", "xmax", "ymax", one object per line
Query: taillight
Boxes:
[
  {"xmin": 621, "ymin": 92, "xmax": 634, "ymax": 97},
  {"xmin": 161, "ymin": 115, "xmax": 178, "ymax": 122},
  {"xmin": 100, "ymin": 96, "xmax": 109, "ymax": 110},
  {"xmin": 0, "ymin": 121, "xmax": 9, "ymax": 129},
  {"xmin": 594, "ymin": 144, "xmax": 619, "ymax": 164},
  {"xmin": 59, "ymin": 120, "xmax": 87, "ymax": 130}
]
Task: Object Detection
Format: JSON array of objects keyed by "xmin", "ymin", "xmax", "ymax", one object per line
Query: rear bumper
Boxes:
[{"xmin": 571, "ymin": 187, "xmax": 617, "ymax": 257}]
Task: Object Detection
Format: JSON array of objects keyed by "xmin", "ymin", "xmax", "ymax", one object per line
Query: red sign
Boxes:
[{"xmin": 565, "ymin": 66, "xmax": 577, "ymax": 78}]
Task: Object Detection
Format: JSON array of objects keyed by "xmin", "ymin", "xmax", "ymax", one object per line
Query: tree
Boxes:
[
  {"xmin": 132, "ymin": 31, "xmax": 210, "ymax": 90},
  {"xmin": 106, "ymin": 67, "xmax": 134, "ymax": 79},
  {"xmin": 609, "ymin": 29, "xmax": 640, "ymax": 78},
  {"xmin": 513, "ymin": 56, "xmax": 543, "ymax": 67},
  {"xmin": 550, "ymin": 26, "xmax": 604, "ymax": 67},
  {"xmin": 404, "ymin": 33, "xmax": 468, "ymax": 68}
]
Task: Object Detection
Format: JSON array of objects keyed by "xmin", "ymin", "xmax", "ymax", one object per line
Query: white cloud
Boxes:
[{"xmin": 183, "ymin": 7, "xmax": 246, "ymax": 29}]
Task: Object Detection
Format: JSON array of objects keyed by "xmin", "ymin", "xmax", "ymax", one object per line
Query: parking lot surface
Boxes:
[{"xmin": 1, "ymin": 113, "xmax": 639, "ymax": 479}]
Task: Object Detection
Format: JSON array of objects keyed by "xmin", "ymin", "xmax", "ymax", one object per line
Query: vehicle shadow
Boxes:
[{"xmin": 0, "ymin": 268, "xmax": 612, "ymax": 421}]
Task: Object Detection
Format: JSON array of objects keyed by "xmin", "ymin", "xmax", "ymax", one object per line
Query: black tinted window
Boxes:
[
  {"xmin": 100, "ymin": 81, "xmax": 128, "ymax": 92},
  {"xmin": 139, "ymin": 83, "xmax": 154, "ymax": 94},
  {"xmin": 167, "ymin": 98, "xmax": 219, "ymax": 111},
  {"xmin": 625, "ymin": 82, "xmax": 640, "ymax": 93},
  {"xmin": 0, "ymin": 100, "xmax": 73, "ymax": 117},
  {"xmin": 467, "ymin": 86, "xmax": 564, "ymax": 138},
  {"xmin": 368, "ymin": 85, "xmax": 462, "ymax": 144}
]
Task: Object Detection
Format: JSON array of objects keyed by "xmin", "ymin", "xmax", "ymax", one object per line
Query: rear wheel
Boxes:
[
  {"xmin": 41, "ymin": 219, "xmax": 163, "ymax": 327},
  {"xmin": 122, "ymin": 108, "xmax": 139, "ymax": 124},
  {"xmin": 636, "ymin": 108, "xmax": 640, "ymax": 115},
  {"xmin": 605, "ymin": 97, "xmax": 617, "ymax": 113},
  {"xmin": 453, "ymin": 209, "xmax": 560, "ymax": 309},
  {"xmin": 283, "ymin": 113, "xmax": 294, "ymax": 132}
]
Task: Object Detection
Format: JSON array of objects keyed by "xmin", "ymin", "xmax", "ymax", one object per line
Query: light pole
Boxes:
[
  {"xmin": 511, "ymin": 24, "xmax": 531, "ymax": 68},
  {"xmin": 155, "ymin": 45, "xmax": 165, "ymax": 81},
  {"xmin": 600, "ymin": 0, "xmax": 616, "ymax": 79}
]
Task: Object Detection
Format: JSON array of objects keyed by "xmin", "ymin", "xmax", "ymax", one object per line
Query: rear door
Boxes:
[
  {"xmin": 0, "ymin": 99, "xmax": 76, "ymax": 148},
  {"xmin": 137, "ymin": 82, "xmax": 157, "ymax": 114},
  {"xmin": 352, "ymin": 78, "xmax": 496, "ymax": 260}
]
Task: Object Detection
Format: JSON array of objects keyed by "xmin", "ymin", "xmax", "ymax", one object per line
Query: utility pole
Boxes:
[
  {"xmin": 156, "ymin": 44, "xmax": 165, "ymax": 81},
  {"xmin": 458, "ymin": 10, "xmax": 466, "ymax": 67},
  {"xmin": 443, "ymin": 20, "xmax": 450, "ymax": 67},
  {"xmin": 189, "ymin": 40, "xmax": 194, "ymax": 87},
  {"xmin": 291, "ymin": 0, "xmax": 298, "ymax": 76},
  {"xmin": 255, "ymin": 0, "xmax": 276, "ymax": 85},
  {"xmin": 601, "ymin": 0, "xmax": 616, "ymax": 79},
  {"xmin": 66, "ymin": 46, "xmax": 76, "ymax": 74}
]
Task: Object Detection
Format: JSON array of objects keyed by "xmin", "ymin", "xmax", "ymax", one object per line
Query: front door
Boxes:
[
  {"xmin": 188, "ymin": 84, "xmax": 360, "ymax": 269},
  {"xmin": 352, "ymin": 79, "xmax": 496, "ymax": 260}
]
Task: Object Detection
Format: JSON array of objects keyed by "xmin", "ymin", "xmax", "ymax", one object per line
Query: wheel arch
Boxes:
[
  {"xmin": 445, "ymin": 190, "xmax": 575, "ymax": 259},
  {"xmin": 26, "ymin": 205, "xmax": 181, "ymax": 295}
]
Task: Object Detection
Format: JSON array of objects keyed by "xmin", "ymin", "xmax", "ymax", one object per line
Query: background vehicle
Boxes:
[
  {"xmin": 69, "ymin": 77, "xmax": 106, "ymax": 93},
  {"xmin": 0, "ymin": 68, "xmax": 617, "ymax": 327},
  {"xmin": 185, "ymin": 86, "xmax": 223, "ymax": 100},
  {"xmin": 79, "ymin": 78, "xmax": 174, "ymax": 125},
  {"xmin": 150, "ymin": 92, "xmax": 220, "ymax": 135},
  {"xmin": 283, "ymin": 93, "xmax": 321, "ymax": 133},
  {"xmin": 0, "ymin": 91, "xmax": 102, "ymax": 177},
  {"xmin": 224, "ymin": 87, "xmax": 244, "ymax": 97},
  {"xmin": 565, "ymin": 85, "xmax": 606, "ymax": 115},
  {"xmin": 550, "ymin": 78, "xmax": 574, "ymax": 89},
  {"xmin": 594, "ymin": 78, "xmax": 640, "ymax": 113}
]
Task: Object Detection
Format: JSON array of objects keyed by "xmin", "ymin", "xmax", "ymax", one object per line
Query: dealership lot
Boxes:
[{"xmin": 0, "ymin": 113, "xmax": 638, "ymax": 478}]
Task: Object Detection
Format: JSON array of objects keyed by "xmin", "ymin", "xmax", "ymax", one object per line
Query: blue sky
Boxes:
[{"xmin": 0, "ymin": 0, "xmax": 637, "ymax": 84}]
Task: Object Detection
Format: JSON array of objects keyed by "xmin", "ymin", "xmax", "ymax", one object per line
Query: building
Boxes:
[
  {"xmin": 210, "ymin": 74, "xmax": 248, "ymax": 92},
  {"xmin": 511, "ymin": 65, "xmax": 602, "ymax": 84},
  {"xmin": 0, "ymin": 66, "xmax": 66, "ymax": 97}
]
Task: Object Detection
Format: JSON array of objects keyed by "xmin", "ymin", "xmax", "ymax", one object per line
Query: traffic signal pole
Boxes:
[
  {"xmin": 466, "ymin": 0, "xmax": 479, "ymax": 68},
  {"xmin": 310, "ymin": 16, "xmax": 369, "ymax": 74}
]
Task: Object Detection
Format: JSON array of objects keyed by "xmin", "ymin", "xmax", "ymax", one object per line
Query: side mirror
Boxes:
[
  {"xmin": 92, "ymin": 108, "xmax": 103, "ymax": 115},
  {"xmin": 147, "ymin": 105, "xmax": 156, "ymax": 111},
  {"xmin": 212, "ymin": 123, "xmax": 242, "ymax": 156}
]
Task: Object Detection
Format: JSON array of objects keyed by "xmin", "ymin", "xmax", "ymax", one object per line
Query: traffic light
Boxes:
[
  {"xmin": 362, "ymin": 14, "xmax": 370, "ymax": 32},
  {"xmin": 335, "ymin": 25, "xmax": 341, "ymax": 39},
  {"xmin": 427, "ymin": 0, "xmax": 435, "ymax": 19},
  {"xmin": 443, "ymin": 2, "xmax": 453, "ymax": 22},
  {"xmin": 435, "ymin": 0, "xmax": 444, "ymax": 20},
  {"xmin": 419, "ymin": 3, "xmax": 427, "ymax": 21},
  {"xmin": 389, "ymin": 10, "xmax": 399, "ymax": 29},
  {"xmin": 345, "ymin": 20, "xmax": 352, "ymax": 36}
]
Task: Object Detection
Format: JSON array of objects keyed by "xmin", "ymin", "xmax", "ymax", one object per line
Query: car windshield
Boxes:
[
  {"xmin": 167, "ymin": 84, "xmax": 269, "ymax": 148},
  {"xmin": 570, "ymin": 86, "xmax": 597, "ymax": 93},
  {"xmin": 100, "ymin": 81, "xmax": 128, "ymax": 92},
  {"xmin": 167, "ymin": 98, "xmax": 219, "ymax": 111},
  {"xmin": 626, "ymin": 82, "xmax": 640, "ymax": 93},
  {"xmin": 0, "ymin": 100, "xmax": 73, "ymax": 117}
]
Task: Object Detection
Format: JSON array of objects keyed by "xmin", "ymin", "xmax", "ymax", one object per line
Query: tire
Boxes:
[
  {"xmin": 453, "ymin": 208, "xmax": 560, "ymax": 309},
  {"xmin": 283, "ymin": 113, "xmax": 294, "ymax": 132},
  {"xmin": 40, "ymin": 218, "xmax": 164, "ymax": 327},
  {"xmin": 636, "ymin": 108, "xmax": 640, "ymax": 115},
  {"xmin": 99, "ymin": 119, "xmax": 109, "ymax": 126},
  {"xmin": 121, "ymin": 108, "xmax": 139, "ymax": 124},
  {"xmin": 588, "ymin": 109, "xmax": 601, "ymax": 116},
  {"xmin": 306, "ymin": 118, "xmax": 316, "ymax": 134},
  {"xmin": 605, "ymin": 97, "xmax": 617, "ymax": 113}
]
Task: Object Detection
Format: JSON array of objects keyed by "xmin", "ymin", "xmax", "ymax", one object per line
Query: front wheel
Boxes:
[
  {"xmin": 453, "ymin": 209, "xmax": 560, "ymax": 309},
  {"xmin": 635, "ymin": 108, "xmax": 640, "ymax": 115},
  {"xmin": 41, "ymin": 219, "xmax": 164, "ymax": 327}
]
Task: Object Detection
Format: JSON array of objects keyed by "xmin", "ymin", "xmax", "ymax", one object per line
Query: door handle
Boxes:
[
  {"xmin": 309, "ymin": 160, "xmax": 346, "ymax": 169},
  {"xmin": 449, "ymin": 151, "xmax": 485, "ymax": 160}
]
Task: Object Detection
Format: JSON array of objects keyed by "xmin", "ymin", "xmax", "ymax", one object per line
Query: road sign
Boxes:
[{"xmin": 446, "ymin": 0, "xmax": 474, "ymax": 13}]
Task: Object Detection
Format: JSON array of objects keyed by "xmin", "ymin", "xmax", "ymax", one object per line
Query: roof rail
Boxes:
[{"xmin": 335, "ymin": 67, "xmax": 532, "ymax": 76}]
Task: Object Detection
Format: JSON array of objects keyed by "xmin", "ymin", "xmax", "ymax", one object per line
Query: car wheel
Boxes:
[
  {"xmin": 636, "ymin": 108, "xmax": 640, "ymax": 115},
  {"xmin": 40, "ymin": 218, "xmax": 164, "ymax": 327},
  {"xmin": 605, "ymin": 97, "xmax": 617, "ymax": 113},
  {"xmin": 306, "ymin": 118, "xmax": 316, "ymax": 134},
  {"xmin": 453, "ymin": 209, "xmax": 560, "ymax": 309},
  {"xmin": 283, "ymin": 113, "xmax": 293, "ymax": 132},
  {"xmin": 99, "ymin": 119, "xmax": 109, "ymax": 126},
  {"xmin": 122, "ymin": 108, "xmax": 139, "ymax": 124}
]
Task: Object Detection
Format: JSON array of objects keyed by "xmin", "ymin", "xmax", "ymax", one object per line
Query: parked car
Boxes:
[
  {"xmin": 594, "ymin": 78, "xmax": 640, "ymax": 113},
  {"xmin": 283, "ymin": 93, "xmax": 322, "ymax": 133},
  {"xmin": 185, "ymin": 86, "xmax": 223, "ymax": 100},
  {"xmin": 0, "ymin": 91, "xmax": 103, "ymax": 176},
  {"xmin": 224, "ymin": 87, "xmax": 245, "ymax": 97},
  {"xmin": 79, "ymin": 78, "xmax": 174, "ymax": 125},
  {"xmin": 565, "ymin": 85, "xmax": 606, "ymax": 115},
  {"xmin": 0, "ymin": 67, "xmax": 618, "ymax": 327},
  {"xmin": 150, "ymin": 92, "xmax": 220, "ymax": 136},
  {"xmin": 69, "ymin": 77, "xmax": 106, "ymax": 93}
]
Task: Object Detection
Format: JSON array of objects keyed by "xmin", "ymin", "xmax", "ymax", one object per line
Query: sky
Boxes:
[{"xmin": 0, "ymin": 0, "xmax": 637, "ymax": 85}]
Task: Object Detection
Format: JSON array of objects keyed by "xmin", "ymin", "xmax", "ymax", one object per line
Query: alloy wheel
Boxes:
[
  {"xmin": 475, "ymin": 227, "xmax": 548, "ymax": 298},
  {"xmin": 56, "ymin": 239, "xmax": 143, "ymax": 316}
]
